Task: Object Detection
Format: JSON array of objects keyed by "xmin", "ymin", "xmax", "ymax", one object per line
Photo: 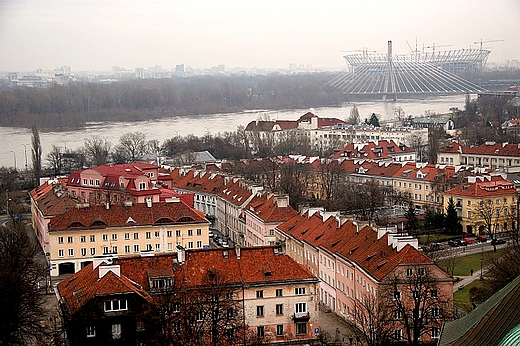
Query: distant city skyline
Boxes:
[{"xmin": 0, "ymin": 0, "xmax": 518, "ymax": 72}]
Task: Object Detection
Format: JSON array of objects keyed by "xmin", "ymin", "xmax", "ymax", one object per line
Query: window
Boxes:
[
  {"xmin": 195, "ymin": 311, "xmax": 203, "ymax": 321},
  {"xmin": 276, "ymin": 289, "xmax": 283, "ymax": 297},
  {"xmin": 196, "ymin": 228, "xmax": 202, "ymax": 236},
  {"xmin": 124, "ymin": 245, "xmax": 130, "ymax": 253},
  {"xmin": 432, "ymin": 327, "xmax": 440, "ymax": 339},
  {"xmin": 196, "ymin": 241, "xmax": 202, "ymax": 248},
  {"xmin": 83, "ymin": 178, "xmax": 87, "ymax": 185},
  {"xmin": 86, "ymin": 326, "xmax": 96, "ymax": 338},
  {"xmin": 154, "ymin": 231, "xmax": 160, "ymax": 238},
  {"xmin": 112, "ymin": 234, "xmax": 118, "ymax": 241},
  {"xmin": 111, "ymin": 324, "xmax": 121, "ymax": 339},
  {"xmin": 227, "ymin": 308, "xmax": 234, "ymax": 319},
  {"xmin": 295, "ymin": 302, "xmax": 307, "ymax": 315},
  {"xmin": 90, "ymin": 235, "xmax": 95, "ymax": 242},
  {"xmin": 155, "ymin": 244, "xmax": 160, "ymax": 251},
  {"xmin": 256, "ymin": 305, "xmax": 264, "ymax": 317},
  {"xmin": 81, "ymin": 248, "xmax": 87, "ymax": 256},
  {"xmin": 276, "ymin": 324, "xmax": 284, "ymax": 336},
  {"xmin": 139, "ymin": 182, "xmax": 146, "ymax": 190},
  {"xmin": 296, "ymin": 322, "xmax": 307, "ymax": 335},
  {"xmin": 431, "ymin": 289, "xmax": 438, "ymax": 298},
  {"xmin": 227, "ymin": 328, "xmax": 235, "ymax": 340},
  {"xmin": 104, "ymin": 299, "xmax": 127, "ymax": 312},
  {"xmin": 394, "ymin": 310, "xmax": 401, "ymax": 320},
  {"xmin": 172, "ymin": 302, "xmax": 180, "ymax": 313},
  {"xmin": 188, "ymin": 229, "xmax": 193, "ymax": 236},
  {"xmin": 167, "ymin": 230, "xmax": 172, "ymax": 237},
  {"xmin": 256, "ymin": 290, "xmax": 264, "ymax": 298},
  {"xmin": 95, "ymin": 179, "xmax": 100, "ymax": 186},
  {"xmin": 276, "ymin": 304, "xmax": 283, "ymax": 315},
  {"xmin": 134, "ymin": 245, "xmax": 140, "ymax": 252},
  {"xmin": 146, "ymin": 244, "xmax": 152, "ymax": 251},
  {"xmin": 68, "ymin": 249, "xmax": 74, "ymax": 256},
  {"xmin": 188, "ymin": 242, "xmax": 194, "ymax": 249},
  {"xmin": 394, "ymin": 291, "xmax": 401, "ymax": 300},
  {"xmin": 89, "ymin": 179, "xmax": 94, "ymax": 186},
  {"xmin": 58, "ymin": 249, "xmax": 64, "ymax": 257},
  {"xmin": 431, "ymin": 307, "xmax": 440, "ymax": 318},
  {"xmin": 295, "ymin": 287, "xmax": 306, "ymax": 295},
  {"xmin": 168, "ymin": 243, "xmax": 173, "ymax": 250},
  {"xmin": 80, "ymin": 236, "xmax": 86, "ymax": 243},
  {"xmin": 133, "ymin": 232, "xmax": 139, "ymax": 240},
  {"xmin": 58, "ymin": 237, "xmax": 64, "ymax": 244},
  {"xmin": 257, "ymin": 326, "xmax": 264, "ymax": 338},
  {"xmin": 406, "ymin": 268, "xmax": 413, "ymax": 277},
  {"xmin": 412, "ymin": 290, "xmax": 420, "ymax": 299},
  {"xmin": 152, "ymin": 278, "xmax": 173, "ymax": 289},
  {"xmin": 102, "ymin": 234, "xmax": 108, "ymax": 241},
  {"xmin": 394, "ymin": 329, "xmax": 402, "ymax": 341},
  {"xmin": 146, "ymin": 232, "xmax": 151, "ymax": 239},
  {"xmin": 90, "ymin": 248, "xmax": 96, "ymax": 255},
  {"xmin": 124, "ymin": 233, "xmax": 130, "ymax": 240},
  {"xmin": 176, "ymin": 230, "xmax": 181, "ymax": 237},
  {"xmin": 418, "ymin": 267, "xmax": 425, "ymax": 276},
  {"xmin": 103, "ymin": 246, "xmax": 109, "ymax": 254}
]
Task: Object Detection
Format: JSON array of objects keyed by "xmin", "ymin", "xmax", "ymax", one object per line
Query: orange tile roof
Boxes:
[
  {"xmin": 331, "ymin": 140, "xmax": 414, "ymax": 160},
  {"xmin": 30, "ymin": 182, "xmax": 77, "ymax": 217},
  {"xmin": 246, "ymin": 194, "xmax": 298, "ymax": 223}
]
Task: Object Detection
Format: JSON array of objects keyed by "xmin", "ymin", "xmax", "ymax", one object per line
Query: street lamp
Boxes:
[
  {"xmin": 10, "ymin": 150, "xmax": 16, "ymax": 170},
  {"xmin": 21, "ymin": 144, "xmax": 28, "ymax": 171}
]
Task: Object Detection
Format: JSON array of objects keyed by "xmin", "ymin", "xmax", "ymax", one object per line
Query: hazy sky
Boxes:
[{"xmin": 0, "ymin": 0, "xmax": 518, "ymax": 72}]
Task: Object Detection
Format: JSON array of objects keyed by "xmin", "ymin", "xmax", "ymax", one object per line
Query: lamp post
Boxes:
[
  {"xmin": 22, "ymin": 144, "xmax": 28, "ymax": 171},
  {"xmin": 10, "ymin": 150, "xmax": 16, "ymax": 170},
  {"xmin": 480, "ymin": 241, "xmax": 484, "ymax": 280}
]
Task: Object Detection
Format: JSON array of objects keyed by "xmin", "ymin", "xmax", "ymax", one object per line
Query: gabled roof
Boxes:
[
  {"xmin": 444, "ymin": 175, "xmax": 517, "ymax": 198},
  {"xmin": 331, "ymin": 140, "xmax": 414, "ymax": 160},
  {"xmin": 438, "ymin": 276, "xmax": 520, "ymax": 346},
  {"xmin": 30, "ymin": 182, "xmax": 77, "ymax": 217},
  {"xmin": 49, "ymin": 201, "xmax": 208, "ymax": 231},
  {"xmin": 439, "ymin": 141, "xmax": 520, "ymax": 158},
  {"xmin": 59, "ymin": 247, "xmax": 318, "ymax": 314},
  {"xmin": 57, "ymin": 263, "xmax": 152, "ymax": 314},
  {"xmin": 218, "ymin": 179, "xmax": 255, "ymax": 207},
  {"xmin": 246, "ymin": 194, "xmax": 298, "ymax": 224}
]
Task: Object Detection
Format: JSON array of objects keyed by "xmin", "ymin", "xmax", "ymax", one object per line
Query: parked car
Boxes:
[
  {"xmin": 430, "ymin": 243, "xmax": 444, "ymax": 251},
  {"xmin": 209, "ymin": 231, "xmax": 214, "ymax": 238},
  {"xmin": 448, "ymin": 239, "xmax": 467, "ymax": 247},
  {"xmin": 476, "ymin": 235, "xmax": 488, "ymax": 242},
  {"xmin": 463, "ymin": 237, "xmax": 474, "ymax": 244},
  {"xmin": 492, "ymin": 238, "xmax": 506, "ymax": 245}
]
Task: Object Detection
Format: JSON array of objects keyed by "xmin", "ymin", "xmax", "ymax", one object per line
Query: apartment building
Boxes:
[
  {"xmin": 46, "ymin": 199, "xmax": 210, "ymax": 276},
  {"xmin": 438, "ymin": 141, "xmax": 520, "ymax": 173},
  {"xmin": 331, "ymin": 140, "xmax": 416, "ymax": 163},
  {"xmin": 244, "ymin": 193, "xmax": 298, "ymax": 247},
  {"xmin": 57, "ymin": 246, "xmax": 320, "ymax": 345},
  {"xmin": 443, "ymin": 175, "xmax": 518, "ymax": 234},
  {"xmin": 276, "ymin": 210, "xmax": 454, "ymax": 344}
]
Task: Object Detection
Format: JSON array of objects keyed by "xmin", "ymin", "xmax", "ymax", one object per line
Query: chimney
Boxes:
[
  {"xmin": 176, "ymin": 245, "xmax": 185, "ymax": 264},
  {"xmin": 235, "ymin": 244, "xmax": 241, "ymax": 260}
]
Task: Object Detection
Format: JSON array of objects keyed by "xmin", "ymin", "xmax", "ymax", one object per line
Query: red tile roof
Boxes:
[
  {"xmin": 331, "ymin": 140, "xmax": 414, "ymax": 160},
  {"xmin": 439, "ymin": 141, "xmax": 520, "ymax": 157},
  {"xmin": 246, "ymin": 194, "xmax": 298, "ymax": 223},
  {"xmin": 49, "ymin": 201, "xmax": 209, "ymax": 231},
  {"xmin": 444, "ymin": 175, "xmax": 517, "ymax": 198},
  {"xmin": 30, "ymin": 182, "xmax": 77, "ymax": 217},
  {"xmin": 58, "ymin": 263, "xmax": 152, "ymax": 314}
]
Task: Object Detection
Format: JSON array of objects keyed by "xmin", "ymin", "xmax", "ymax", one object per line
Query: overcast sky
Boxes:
[{"xmin": 0, "ymin": 0, "xmax": 518, "ymax": 72}]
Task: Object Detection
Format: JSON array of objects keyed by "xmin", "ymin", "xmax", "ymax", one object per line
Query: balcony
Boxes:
[{"xmin": 293, "ymin": 311, "xmax": 310, "ymax": 321}]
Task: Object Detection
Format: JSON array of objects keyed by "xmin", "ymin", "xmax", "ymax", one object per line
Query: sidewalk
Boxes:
[{"xmin": 453, "ymin": 269, "xmax": 488, "ymax": 291}]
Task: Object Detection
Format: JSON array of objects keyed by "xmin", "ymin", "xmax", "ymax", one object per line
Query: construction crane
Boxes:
[
  {"xmin": 474, "ymin": 39, "xmax": 505, "ymax": 51},
  {"xmin": 422, "ymin": 43, "xmax": 453, "ymax": 61},
  {"xmin": 340, "ymin": 47, "xmax": 377, "ymax": 57}
]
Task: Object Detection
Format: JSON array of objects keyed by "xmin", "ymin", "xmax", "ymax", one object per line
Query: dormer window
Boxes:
[
  {"xmin": 139, "ymin": 182, "xmax": 146, "ymax": 190},
  {"xmin": 104, "ymin": 299, "xmax": 127, "ymax": 312},
  {"xmin": 151, "ymin": 277, "xmax": 173, "ymax": 290}
]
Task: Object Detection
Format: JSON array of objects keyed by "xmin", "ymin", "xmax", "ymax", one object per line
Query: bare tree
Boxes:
[
  {"xmin": 0, "ymin": 224, "xmax": 48, "ymax": 345},
  {"xmin": 352, "ymin": 290, "xmax": 394, "ymax": 346},
  {"xmin": 381, "ymin": 265, "xmax": 453, "ymax": 345},
  {"xmin": 347, "ymin": 104, "xmax": 360, "ymax": 125},
  {"xmin": 31, "ymin": 124, "xmax": 42, "ymax": 182},
  {"xmin": 84, "ymin": 135, "xmax": 110, "ymax": 166},
  {"xmin": 46, "ymin": 145, "xmax": 63, "ymax": 176},
  {"xmin": 473, "ymin": 197, "xmax": 506, "ymax": 252},
  {"xmin": 117, "ymin": 131, "xmax": 147, "ymax": 162}
]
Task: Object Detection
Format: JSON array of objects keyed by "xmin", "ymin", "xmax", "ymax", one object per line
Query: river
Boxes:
[{"xmin": 0, "ymin": 94, "xmax": 467, "ymax": 168}]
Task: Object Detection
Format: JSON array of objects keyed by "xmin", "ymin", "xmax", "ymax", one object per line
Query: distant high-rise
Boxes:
[{"xmin": 135, "ymin": 68, "xmax": 144, "ymax": 79}]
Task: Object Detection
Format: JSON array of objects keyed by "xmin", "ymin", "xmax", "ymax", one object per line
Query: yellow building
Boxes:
[
  {"xmin": 47, "ymin": 199, "xmax": 210, "ymax": 276},
  {"xmin": 443, "ymin": 175, "xmax": 517, "ymax": 235}
]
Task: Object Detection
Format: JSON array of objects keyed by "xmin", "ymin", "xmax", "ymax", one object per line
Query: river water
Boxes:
[{"xmin": 0, "ymin": 94, "xmax": 467, "ymax": 168}]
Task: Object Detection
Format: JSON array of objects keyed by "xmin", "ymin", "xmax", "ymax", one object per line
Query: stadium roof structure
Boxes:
[{"xmin": 326, "ymin": 41, "xmax": 489, "ymax": 99}]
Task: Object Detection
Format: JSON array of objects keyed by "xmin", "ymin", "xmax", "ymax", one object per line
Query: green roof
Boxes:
[{"xmin": 438, "ymin": 276, "xmax": 520, "ymax": 346}]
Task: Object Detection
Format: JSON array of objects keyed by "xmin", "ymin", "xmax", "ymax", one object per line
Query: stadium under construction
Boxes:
[{"xmin": 326, "ymin": 41, "xmax": 489, "ymax": 100}]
